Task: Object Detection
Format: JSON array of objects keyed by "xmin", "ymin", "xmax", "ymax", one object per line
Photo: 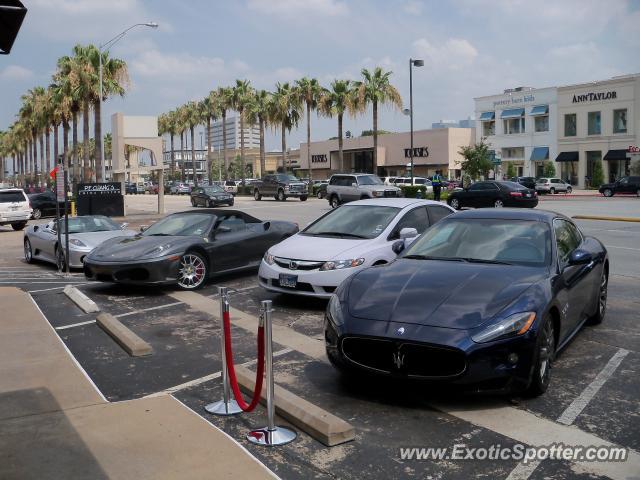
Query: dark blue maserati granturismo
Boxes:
[{"xmin": 324, "ymin": 209, "xmax": 608, "ymax": 396}]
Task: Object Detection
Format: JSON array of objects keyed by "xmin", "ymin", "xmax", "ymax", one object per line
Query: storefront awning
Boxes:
[
  {"xmin": 530, "ymin": 105, "xmax": 549, "ymax": 116},
  {"xmin": 603, "ymin": 149, "xmax": 627, "ymax": 161},
  {"xmin": 479, "ymin": 111, "xmax": 495, "ymax": 121},
  {"xmin": 530, "ymin": 147, "xmax": 549, "ymax": 161},
  {"xmin": 556, "ymin": 151, "xmax": 579, "ymax": 162},
  {"xmin": 0, "ymin": 1, "xmax": 27, "ymax": 55},
  {"xmin": 501, "ymin": 108, "xmax": 524, "ymax": 119}
]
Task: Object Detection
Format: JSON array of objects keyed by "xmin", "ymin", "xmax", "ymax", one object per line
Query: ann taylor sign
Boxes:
[
  {"xmin": 572, "ymin": 91, "xmax": 617, "ymax": 103},
  {"xmin": 404, "ymin": 147, "xmax": 429, "ymax": 158},
  {"xmin": 311, "ymin": 154, "xmax": 328, "ymax": 163}
]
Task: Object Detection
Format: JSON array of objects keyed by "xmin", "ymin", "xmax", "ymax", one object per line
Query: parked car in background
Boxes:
[
  {"xmin": 170, "ymin": 182, "xmax": 192, "ymax": 195},
  {"xmin": 381, "ymin": 176, "xmax": 397, "ymax": 186},
  {"xmin": 223, "ymin": 180, "xmax": 238, "ymax": 195},
  {"xmin": 599, "ymin": 175, "xmax": 640, "ymax": 197},
  {"xmin": 253, "ymin": 174, "xmax": 308, "ymax": 202},
  {"xmin": 125, "ymin": 183, "xmax": 138, "ymax": 195},
  {"xmin": 190, "ymin": 185, "xmax": 234, "ymax": 207},
  {"xmin": 0, "ymin": 188, "xmax": 32, "ymax": 231},
  {"xmin": 146, "ymin": 183, "xmax": 159, "ymax": 194},
  {"xmin": 510, "ymin": 176, "xmax": 537, "ymax": 190},
  {"xmin": 536, "ymin": 178, "xmax": 572, "ymax": 194},
  {"xmin": 447, "ymin": 181, "xmax": 538, "ymax": 209},
  {"xmin": 393, "ymin": 177, "xmax": 434, "ymax": 193},
  {"xmin": 327, "ymin": 174, "xmax": 401, "ymax": 208},
  {"xmin": 259, "ymin": 198, "xmax": 454, "ymax": 298},
  {"xmin": 313, "ymin": 181, "xmax": 329, "ymax": 199},
  {"xmin": 28, "ymin": 190, "xmax": 68, "ymax": 219}
]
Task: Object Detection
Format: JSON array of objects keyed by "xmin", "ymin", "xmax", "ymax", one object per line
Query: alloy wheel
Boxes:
[
  {"xmin": 178, "ymin": 253, "xmax": 206, "ymax": 289},
  {"xmin": 598, "ymin": 273, "xmax": 608, "ymax": 318},
  {"xmin": 450, "ymin": 198, "xmax": 460, "ymax": 210},
  {"xmin": 604, "ymin": 188, "xmax": 613, "ymax": 197},
  {"xmin": 494, "ymin": 199, "xmax": 504, "ymax": 208},
  {"xmin": 191, "ymin": 198, "xmax": 196, "ymax": 207},
  {"xmin": 538, "ymin": 320, "xmax": 555, "ymax": 384},
  {"xmin": 550, "ymin": 188, "xmax": 555, "ymax": 194},
  {"xmin": 56, "ymin": 248, "xmax": 66, "ymax": 271},
  {"xmin": 567, "ymin": 187, "xmax": 572, "ymax": 194},
  {"xmin": 24, "ymin": 239, "xmax": 32, "ymax": 263},
  {"xmin": 254, "ymin": 190, "xmax": 261, "ymax": 201},
  {"xmin": 32, "ymin": 208, "xmax": 42, "ymax": 220},
  {"xmin": 277, "ymin": 190, "xmax": 285, "ymax": 202},
  {"xmin": 317, "ymin": 191, "xmax": 323, "ymax": 199},
  {"xmin": 330, "ymin": 196, "xmax": 340, "ymax": 208}
]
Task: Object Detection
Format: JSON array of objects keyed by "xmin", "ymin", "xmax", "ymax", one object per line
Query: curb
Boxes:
[
  {"xmin": 97, "ymin": 312, "xmax": 153, "ymax": 357},
  {"xmin": 63, "ymin": 285, "xmax": 99, "ymax": 313},
  {"xmin": 572, "ymin": 215, "xmax": 640, "ymax": 223}
]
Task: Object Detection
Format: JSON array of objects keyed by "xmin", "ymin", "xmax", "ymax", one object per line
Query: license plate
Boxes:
[
  {"xmin": 525, "ymin": 193, "xmax": 531, "ymax": 197},
  {"xmin": 279, "ymin": 274, "xmax": 297, "ymax": 288},
  {"xmin": 10, "ymin": 206, "xmax": 18, "ymax": 211}
]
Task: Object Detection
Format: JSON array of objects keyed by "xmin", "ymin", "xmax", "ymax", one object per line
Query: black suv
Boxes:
[
  {"xmin": 253, "ymin": 174, "xmax": 308, "ymax": 201},
  {"xmin": 510, "ymin": 176, "xmax": 536, "ymax": 190},
  {"xmin": 599, "ymin": 176, "xmax": 640, "ymax": 197}
]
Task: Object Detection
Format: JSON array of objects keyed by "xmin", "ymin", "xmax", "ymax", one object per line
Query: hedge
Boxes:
[{"xmin": 399, "ymin": 186, "xmax": 449, "ymax": 201}]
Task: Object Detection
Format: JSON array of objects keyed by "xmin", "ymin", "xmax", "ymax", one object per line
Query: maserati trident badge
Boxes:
[{"xmin": 397, "ymin": 327, "xmax": 405, "ymax": 335}]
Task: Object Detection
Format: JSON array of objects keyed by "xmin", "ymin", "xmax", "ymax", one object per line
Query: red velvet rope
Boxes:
[{"xmin": 223, "ymin": 310, "xmax": 265, "ymax": 412}]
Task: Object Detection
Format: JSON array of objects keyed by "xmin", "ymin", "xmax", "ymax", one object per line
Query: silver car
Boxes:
[
  {"xmin": 326, "ymin": 173, "xmax": 402, "ymax": 208},
  {"xmin": 24, "ymin": 215, "xmax": 136, "ymax": 269},
  {"xmin": 535, "ymin": 178, "xmax": 572, "ymax": 194}
]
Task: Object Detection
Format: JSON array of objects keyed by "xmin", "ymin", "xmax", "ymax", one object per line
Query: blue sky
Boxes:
[{"xmin": 1, "ymin": 0, "xmax": 639, "ymax": 150}]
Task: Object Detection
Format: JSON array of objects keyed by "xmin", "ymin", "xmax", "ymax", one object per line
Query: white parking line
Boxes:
[
  {"xmin": 0, "ymin": 280, "xmax": 87, "ymax": 284},
  {"xmin": 505, "ymin": 460, "xmax": 541, "ymax": 480},
  {"xmin": 114, "ymin": 302, "xmax": 183, "ymax": 318},
  {"xmin": 28, "ymin": 286, "xmax": 66, "ymax": 293},
  {"xmin": 55, "ymin": 320, "xmax": 97, "ymax": 330},
  {"xmin": 607, "ymin": 245, "xmax": 640, "ymax": 252}
]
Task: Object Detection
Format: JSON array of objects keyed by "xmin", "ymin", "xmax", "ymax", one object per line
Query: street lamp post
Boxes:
[
  {"xmin": 98, "ymin": 22, "xmax": 158, "ymax": 182},
  {"xmin": 408, "ymin": 58, "xmax": 424, "ymax": 184}
]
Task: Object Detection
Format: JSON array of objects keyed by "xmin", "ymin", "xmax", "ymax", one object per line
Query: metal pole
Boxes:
[
  {"xmin": 63, "ymin": 170, "xmax": 70, "ymax": 276},
  {"xmin": 205, "ymin": 286, "xmax": 241, "ymax": 415},
  {"xmin": 99, "ymin": 49, "xmax": 105, "ymax": 182},
  {"xmin": 247, "ymin": 300, "xmax": 297, "ymax": 446},
  {"xmin": 409, "ymin": 58, "xmax": 414, "ymax": 184}
]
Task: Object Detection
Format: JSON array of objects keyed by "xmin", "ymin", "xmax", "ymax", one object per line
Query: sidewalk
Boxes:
[{"xmin": 0, "ymin": 287, "xmax": 275, "ymax": 480}]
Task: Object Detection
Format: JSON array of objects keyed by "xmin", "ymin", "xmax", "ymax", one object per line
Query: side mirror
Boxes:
[
  {"xmin": 139, "ymin": 225, "xmax": 148, "ymax": 233},
  {"xmin": 263, "ymin": 221, "xmax": 271, "ymax": 231},
  {"xmin": 352, "ymin": 182, "xmax": 358, "ymax": 188},
  {"xmin": 217, "ymin": 226, "xmax": 232, "ymax": 233},
  {"xmin": 392, "ymin": 240, "xmax": 405, "ymax": 255},
  {"xmin": 121, "ymin": 222, "xmax": 129, "ymax": 230},
  {"xmin": 399, "ymin": 227, "xmax": 418, "ymax": 240},
  {"xmin": 568, "ymin": 249, "xmax": 593, "ymax": 265}
]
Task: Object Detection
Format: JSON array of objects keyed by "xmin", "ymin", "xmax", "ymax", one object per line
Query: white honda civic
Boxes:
[{"xmin": 258, "ymin": 198, "xmax": 454, "ymax": 298}]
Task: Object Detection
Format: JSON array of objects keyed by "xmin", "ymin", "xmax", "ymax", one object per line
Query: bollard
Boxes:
[
  {"xmin": 247, "ymin": 300, "xmax": 297, "ymax": 446},
  {"xmin": 205, "ymin": 287, "xmax": 242, "ymax": 416}
]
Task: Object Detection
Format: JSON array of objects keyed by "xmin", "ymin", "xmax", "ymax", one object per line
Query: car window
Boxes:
[
  {"xmin": 414, "ymin": 178, "xmax": 426, "ymax": 185},
  {"xmin": 217, "ymin": 214, "xmax": 246, "ymax": 232},
  {"xmin": 357, "ymin": 175, "xmax": 383, "ymax": 186},
  {"xmin": 303, "ymin": 205, "xmax": 400, "ymax": 239},
  {"xmin": 0, "ymin": 191, "xmax": 27, "ymax": 203},
  {"xmin": 58, "ymin": 216, "xmax": 121, "ymax": 234},
  {"xmin": 554, "ymin": 219, "xmax": 581, "ymax": 263},
  {"xmin": 427, "ymin": 205, "xmax": 453, "ymax": 224},
  {"xmin": 619, "ymin": 177, "xmax": 628, "ymax": 185},
  {"xmin": 143, "ymin": 213, "xmax": 213, "ymax": 236},
  {"xmin": 392, "ymin": 207, "xmax": 430, "ymax": 238},
  {"xmin": 469, "ymin": 183, "xmax": 489, "ymax": 191}
]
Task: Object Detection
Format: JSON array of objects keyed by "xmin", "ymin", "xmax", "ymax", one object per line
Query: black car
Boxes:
[
  {"xmin": 448, "ymin": 181, "xmax": 537, "ymax": 210},
  {"xmin": 510, "ymin": 176, "xmax": 537, "ymax": 190},
  {"xmin": 599, "ymin": 175, "xmax": 640, "ymax": 197},
  {"xmin": 325, "ymin": 209, "xmax": 608, "ymax": 396},
  {"xmin": 253, "ymin": 174, "xmax": 308, "ymax": 202},
  {"xmin": 83, "ymin": 210, "xmax": 298, "ymax": 290},
  {"xmin": 190, "ymin": 185, "xmax": 234, "ymax": 207},
  {"xmin": 125, "ymin": 183, "xmax": 138, "ymax": 195},
  {"xmin": 28, "ymin": 190, "xmax": 68, "ymax": 219}
]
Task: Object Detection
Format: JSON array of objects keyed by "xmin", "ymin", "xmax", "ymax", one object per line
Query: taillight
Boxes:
[{"xmin": 509, "ymin": 192, "xmax": 523, "ymax": 197}]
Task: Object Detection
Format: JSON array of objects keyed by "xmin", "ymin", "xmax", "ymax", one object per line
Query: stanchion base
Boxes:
[
  {"xmin": 247, "ymin": 426, "xmax": 297, "ymax": 446},
  {"xmin": 204, "ymin": 399, "xmax": 242, "ymax": 416}
]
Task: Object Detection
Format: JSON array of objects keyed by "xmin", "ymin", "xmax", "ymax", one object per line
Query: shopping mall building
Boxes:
[{"xmin": 297, "ymin": 127, "xmax": 474, "ymax": 180}]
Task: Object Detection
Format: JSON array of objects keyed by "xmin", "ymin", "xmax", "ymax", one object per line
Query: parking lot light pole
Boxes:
[
  {"xmin": 98, "ymin": 22, "xmax": 158, "ymax": 182},
  {"xmin": 409, "ymin": 58, "xmax": 424, "ymax": 184}
]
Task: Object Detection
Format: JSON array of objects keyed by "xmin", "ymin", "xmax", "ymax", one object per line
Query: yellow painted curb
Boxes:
[{"xmin": 573, "ymin": 215, "xmax": 640, "ymax": 223}]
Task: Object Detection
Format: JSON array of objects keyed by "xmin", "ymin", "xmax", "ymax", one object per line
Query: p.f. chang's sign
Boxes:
[
  {"xmin": 311, "ymin": 154, "xmax": 328, "ymax": 163},
  {"xmin": 572, "ymin": 91, "xmax": 617, "ymax": 103},
  {"xmin": 404, "ymin": 147, "xmax": 429, "ymax": 158}
]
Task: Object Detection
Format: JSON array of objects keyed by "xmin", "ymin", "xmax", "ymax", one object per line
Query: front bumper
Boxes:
[
  {"xmin": 68, "ymin": 247, "xmax": 92, "ymax": 269},
  {"xmin": 284, "ymin": 190, "xmax": 308, "ymax": 197},
  {"xmin": 83, "ymin": 255, "xmax": 181, "ymax": 285}
]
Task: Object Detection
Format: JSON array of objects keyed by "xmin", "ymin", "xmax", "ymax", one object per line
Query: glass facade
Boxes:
[
  {"xmin": 613, "ymin": 109, "xmax": 627, "ymax": 134},
  {"xmin": 564, "ymin": 114, "xmax": 577, "ymax": 136},
  {"xmin": 587, "ymin": 111, "xmax": 601, "ymax": 135},
  {"xmin": 482, "ymin": 121, "xmax": 495, "ymax": 136},
  {"xmin": 534, "ymin": 115, "xmax": 549, "ymax": 132},
  {"xmin": 586, "ymin": 151, "xmax": 602, "ymax": 186}
]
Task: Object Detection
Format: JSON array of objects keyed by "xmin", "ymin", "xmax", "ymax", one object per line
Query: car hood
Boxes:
[
  {"xmin": 269, "ymin": 234, "xmax": 373, "ymax": 261},
  {"xmin": 72, "ymin": 229, "xmax": 136, "ymax": 248},
  {"xmin": 88, "ymin": 234, "xmax": 196, "ymax": 261},
  {"xmin": 347, "ymin": 259, "xmax": 545, "ymax": 329}
]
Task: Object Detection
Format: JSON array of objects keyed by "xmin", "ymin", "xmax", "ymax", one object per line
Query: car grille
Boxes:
[
  {"xmin": 384, "ymin": 190, "xmax": 399, "ymax": 198},
  {"xmin": 288, "ymin": 185, "xmax": 306, "ymax": 193},
  {"xmin": 341, "ymin": 337, "xmax": 466, "ymax": 378},
  {"xmin": 274, "ymin": 257, "xmax": 324, "ymax": 271}
]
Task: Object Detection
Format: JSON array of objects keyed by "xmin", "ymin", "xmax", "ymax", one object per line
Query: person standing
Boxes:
[{"xmin": 431, "ymin": 171, "xmax": 443, "ymax": 201}]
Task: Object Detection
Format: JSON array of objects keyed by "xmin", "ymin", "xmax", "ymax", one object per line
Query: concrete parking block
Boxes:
[
  {"xmin": 235, "ymin": 365, "xmax": 355, "ymax": 446},
  {"xmin": 63, "ymin": 285, "xmax": 100, "ymax": 313},
  {"xmin": 96, "ymin": 312, "xmax": 153, "ymax": 357}
]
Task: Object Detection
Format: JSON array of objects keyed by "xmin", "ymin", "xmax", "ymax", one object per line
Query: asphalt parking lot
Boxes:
[{"xmin": 1, "ymin": 193, "xmax": 639, "ymax": 479}]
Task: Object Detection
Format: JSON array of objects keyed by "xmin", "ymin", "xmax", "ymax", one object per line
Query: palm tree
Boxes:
[
  {"xmin": 319, "ymin": 79, "xmax": 356, "ymax": 173},
  {"xmin": 271, "ymin": 82, "xmax": 300, "ymax": 172},
  {"xmin": 211, "ymin": 87, "xmax": 233, "ymax": 179},
  {"xmin": 174, "ymin": 105, "xmax": 189, "ymax": 182},
  {"xmin": 355, "ymin": 67, "xmax": 402, "ymax": 172},
  {"xmin": 55, "ymin": 53, "xmax": 84, "ymax": 183},
  {"xmin": 51, "ymin": 82, "xmax": 73, "ymax": 171},
  {"xmin": 295, "ymin": 77, "xmax": 322, "ymax": 182},
  {"xmin": 231, "ymin": 79, "xmax": 253, "ymax": 183},
  {"xmin": 199, "ymin": 96, "xmax": 218, "ymax": 182},
  {"xmin": 184, "ymin": 101, "xmax": 202, "ymax": 187},
  {"xmin": 244, "ymin": 89, "xmax": 272, "ymax": 177}
]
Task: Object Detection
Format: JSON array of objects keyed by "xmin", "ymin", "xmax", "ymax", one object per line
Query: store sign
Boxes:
[
  {"xmin": 493, "ymin": 94, "xmax": 535, "ymax": 107},
  {"xmin": 404, "ymin": 147, "xmax": 429, "ymax": 158},
  {"xmin": 628, "ymin": 145, "xmax": 640, "ymax": 153},
  {"xmin": 572, "ymin": 91, "xmax": 617, "ymax": 103},
  {"xmin": 311, "ymin": 154, "xmax": 328, "ymax": 163},
  {"xmin": 77, "ymin": 182, "xmax": 122, "ymax": 195}
]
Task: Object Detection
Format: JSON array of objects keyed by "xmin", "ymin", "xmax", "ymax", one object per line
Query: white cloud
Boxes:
[
  {"xmin": 247, "ymin": 0, "xmax": 349, "ymax": 18},
  {"xmin": 0, "ymin": 65, "xmax": 34, "ymax": 81},
  {"xmin": 412, "ymin": 38, "xmax": 478, "ymax": 70},
  {"xmin": 403, "ymin": 1, "xmax": 424, "ymax": 15}
]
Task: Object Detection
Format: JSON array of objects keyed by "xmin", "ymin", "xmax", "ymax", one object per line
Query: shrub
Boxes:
[
  {"xmin": 590, "ymin": 160, "xmax": 605, "ymax": 189},
  {"xmin": 542, "ymin": 161, "xmax": 556, "ymax": 178},
  {"xmin": 237, "ymin": 186, "xmax": 253, "ymax": 196},
  {"xmin": 400, "ymin": 186, "xmax": 427, "ymax": 198}
]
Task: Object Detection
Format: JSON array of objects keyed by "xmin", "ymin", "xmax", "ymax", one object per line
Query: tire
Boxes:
[
  {"xmin": 566, "ymin": 186, "xmax": 572, "ymax": 194},
  {"xmin": 603, "ymin": 188, "xmax": 613, "ymax": 197},
  {"xmin": 56, "ymin": 247, "xmax": 67, "ymax": 271},
  {"xmin": 300, "ymin": 196, "xmax": 307, "ymax": 202},
  {"xmin": 24, "ymin": 238, "xmax": 33, "ymax": 263},
  {"xmin": 208, "ymin": 199, "xmax": 214, "ymax": 208},
  {"xmin": 254, "ymin": 189, "xmax": 262, "ymax": 201},
  {"xmin": 177, "ymin": 252, "xmax": 208, "ymax": 290},
  {"xmin": 277, "ymin": 189, "xmax": 286, "ymax": 202},
  {"xmin": 525, "ymin": 314, "xmax": 555, "ymax": 397},
  {"xmin": 191, "ymin": 198, "xmax": 196, "ymax": 207},
  {"xmin": 32, "ymin": 208, "xmax": 42, "ymax": 220},
  {"xmin": 11, "ymin": 222, "xmax": 26, "ymax": 231},
  {"xmin": 330, "ymin": 195, "xmax": 340, "ymax": 209},
  {"xmin": 494, "ymin": 199, "xmax": 504, "ymax": 208},
  {"xmin": 228, "ymin": 199, "xmax": 234, "ymax": 207},
  {"xmin": 549, "ymin": 188, "xmax": 556, "ymax": 194},
  {"xmin": 588, "ymin": 268, "xmax": 608, "ymax": 325},
  {"xmin": 316, "ymin": 191, "xmax": 323, "ymax": 199},
  {"xmin": 449, "ymin": 198, "xmax": 460, "ymax": 210}
]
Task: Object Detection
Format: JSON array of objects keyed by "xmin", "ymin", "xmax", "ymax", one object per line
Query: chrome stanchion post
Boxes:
[
  {"xmin": 247, "ymin": 300, "xmax": 297, "ymax": 446},
  {"xmin": 205, "ymin": 286, "xmax": 242, "ymax": 415}
]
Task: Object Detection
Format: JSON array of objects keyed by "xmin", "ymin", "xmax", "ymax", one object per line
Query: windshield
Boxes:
[
  {"xmin": 403, "ymin": 218, "xmax": 551, "ymax": 267},
  {"xmin": 58, "ymin": 216, "xmax": 121, "ymax": 234},
  {"xmin": 357, "ymin": 175, "xmax": 383, "ymax": 185},
  {"xmin": 143, "ymin": 213, "xmax": 213, "ymax": 237},
  {"xmin": 204, "ymin": 186, "xmax": 224, "ymax": 194},
  {"xmin": 303, "ymin": 205, "xmax": 400, "ymax": 239},
  {"xmin": 277, "ymin": 174, "xmax": 300, "ymax": 182}
]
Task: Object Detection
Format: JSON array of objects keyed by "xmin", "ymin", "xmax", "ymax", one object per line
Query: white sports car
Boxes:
[
  {"xmin": 24, "ymin": 215, "xmax": 136, "ymax": 269},
  {"xmin": 258, "ymin": 198, "xmax": 454, "ymax": 298}
]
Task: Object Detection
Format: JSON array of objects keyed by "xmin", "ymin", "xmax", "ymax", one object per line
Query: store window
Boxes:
[
  {"xmin": 564, "ymin": 114, "xmax": 577, "ymax": 137},
  {"xmin": 586, "ymin": 151, "xmax": 601, "ymax": 186},
  {"xmin": 613, "ymin": 109, "xmax": 627, "ymax": 134},
  {"xmin": 588, "ymin": 111, "xmax": 601, "ymax": 135},
  {"xmin": 503, "ymin": 117, "xmax": 525, "ymax": 134},
  {"xmin": 482, "ymin": 120, "xmax": 495, "ymax": 136},
  {"xmin": 534, "ymin": 115, "xmax": 549, "ymax": 132},
  {"xmin": 501, "ymin": 147, "xmax": 524, "ymax": 160}
]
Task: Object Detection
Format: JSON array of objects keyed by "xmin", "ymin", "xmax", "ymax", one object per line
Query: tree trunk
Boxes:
[
  {"xmin": 306, "ymin": 102, "xmax": 313, "ymax": 182},
  {"xmin": 72, "ymin": 110, "xmax": 79, "ymax": 182},
  {"xmin": 222, "ymin": 111, "xmax": 228, "ymax": 179},
  {"xmin": 53, "ymin": 124, "xmax": 59, "ymax": 168},
  {"xmin": 372, "ymin": 100, "xmax": 378, "ymax": 174},
  {"xmin": 94, "ymin": 99, "xmax": 102, "ymax": 182},
  {"xmin": 45, "ymin": 128, "xmax": 51, "ymax": 179},
  {"xmin": 170, "ymin": 134, "xmax": 175, "ymax": 176},
  {"xmin": 180, "ymin": 131, "xmax": 185, "ymax": 182},
  {"xmin": 190, "ymin": 126, "xmax": 197, "ymax": 187},
  {"xmin": 206, "ymin": 116, "xmax": 212, "ymax": 183},
  {"xmin": 83, "ymin": 100, "xmax": 91, "ymax": 182},
  {"xmin": 39, "ymin": 133, "xmax": 45, "ymax": 183},
  {"xmin": 338, "ymin": 113, "xmax": 344, "ymax": 172},
  {"xmin": 62, "ymin": 121, "xmax": 69, "ymax": 170},
  {"xmin": 25, "ymin": 141, "xmax": 30, "ymax": 180},
  {"xmin": 281, "ymin": 123, "xmax": 286, "ymax": 172},
  {"xmin": 240, "ymin": 109, "xmax": 246, "ymax": 183},
  {"xmin": 259, "ymin": 117, "xmax": 265, "ymax": 177},
  {"xmin": 32, "ymin": 134, "xmax": 38, "ymax": 182}
]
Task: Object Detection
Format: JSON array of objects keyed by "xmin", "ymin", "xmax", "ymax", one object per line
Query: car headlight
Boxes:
[
  {"xmin": 320, "ymin": 258, "xmax": 365, "ymax": 271},
  {"xmin": 69, "ymin": 239, "xmax": 87, "ymax": 247},
  {"xmin": 264, "ymin": 251, "xmax": 275, "ymax": 265},
  {"xmin": 327, "ymin": 294, "xmax": 345, "ymax": 326},
  {"xmin": 471, "ymin": 312, "xmax": 536, "ymax": 343},
  {"xmin": 284, "ymin": 185, "xmax": 290, "ymax": 191},
  {"xmin": 142, "ymin": 244, "xmax": 172, "ymax": 258},
  {"xmin": 372, "ymin": 191, "xmax": 384, "ymax": 197}
]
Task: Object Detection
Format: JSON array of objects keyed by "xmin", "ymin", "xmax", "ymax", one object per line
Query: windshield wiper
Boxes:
[
  {"xmin": 311, "ymin": 231, "xmax": 368, "ymax": 239},
  {"xmin": 403, "ymin": 255, "xmax": 466, "ymax": 262},
  {"xmin": 147, "ymin": 233, "xmax": 171, "ymax": 236},
  {"xmin": 459, "ymin": 257, "xmax": 512, "ymax": 265}
]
